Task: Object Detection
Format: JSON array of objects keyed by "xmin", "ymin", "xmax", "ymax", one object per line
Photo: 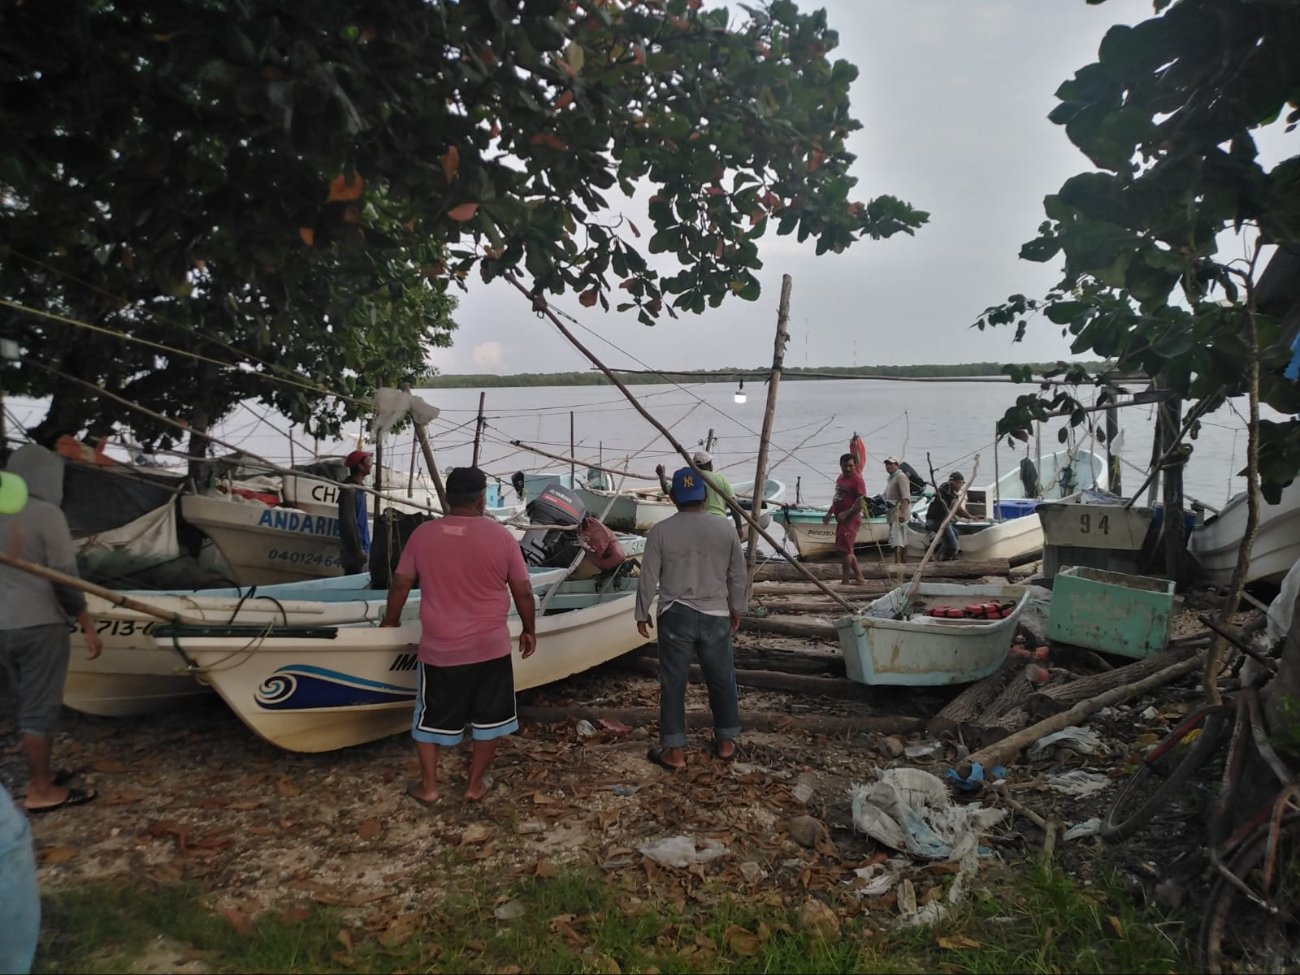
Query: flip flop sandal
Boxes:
[
  {"xmin": 646, "ymin": 746, "xmax": 685, "ymax": 772},
  {"xmin": 712, "ymin": 741, "xmax": 741, "ymax": 763},
  {"xmin": 27, "ymin": 786, "xmax": 97, "ymax": 814}
]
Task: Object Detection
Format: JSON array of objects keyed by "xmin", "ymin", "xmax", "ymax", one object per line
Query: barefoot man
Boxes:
[{"xmin": 381, "ymin": 466, "xmax": 536, "ymax": 805}]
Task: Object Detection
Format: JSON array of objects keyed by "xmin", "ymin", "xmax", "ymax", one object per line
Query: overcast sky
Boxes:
[{"xmin": 430, "ymin": 0, "xmax": 1163, "ymax": 377}]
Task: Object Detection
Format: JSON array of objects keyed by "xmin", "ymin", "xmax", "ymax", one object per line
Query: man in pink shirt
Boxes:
[{"xmin": 380, "ymin": 467, "xmax": 536, "ymax": 805}]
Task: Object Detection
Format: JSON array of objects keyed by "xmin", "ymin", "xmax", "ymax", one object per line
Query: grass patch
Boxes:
[{"xmin": 35, "ymin": 862, "xmax": 1189, "ymax": 973}]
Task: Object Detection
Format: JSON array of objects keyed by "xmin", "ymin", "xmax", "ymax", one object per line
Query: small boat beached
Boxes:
[
  {"xmin": 834, "ymin": 582, "xmax": 1031, "ymax": 686},
  {"xmin": 1036, "ymin": 489, "xmax": 1158, "ymax": 578},
  {"xmin": 772, "ymin": 504, "xmax": 899, "ymax": 560},
  {"xmin": 1189, "ymin": 479, "xmax": 1300, "ymax": 587},
  {"xmin": 149, "ymin": 574, "xmax": 649, "ymax": 752}
]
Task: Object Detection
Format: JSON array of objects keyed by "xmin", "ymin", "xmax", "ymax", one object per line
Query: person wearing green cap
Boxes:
[{"xmin": 0, "ymin": 445, "xmax": 102, "ymax": 813}]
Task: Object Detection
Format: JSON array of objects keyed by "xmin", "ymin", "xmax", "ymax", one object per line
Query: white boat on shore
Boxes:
[
  {"xmin": 64, "ymin": 567, "xmax": 574, "ymax": 718},
  {"xmin": 772, "ymin": 504, "xmax": 904, "ymax": 560},
  {"xmin": 149, "ymin": 574, "xmax": 649, "ymax": 752},
  {"xmin": 1190, "ymin": 479, "xmax": 1300, "ymax": 587},
  {"xmin": 835, "ymin": 582, "xmax": 1030, "ymax": 686},
  {"xmin": 907, "ymin": 448, "xmax": 1106, "ymax": 564}
]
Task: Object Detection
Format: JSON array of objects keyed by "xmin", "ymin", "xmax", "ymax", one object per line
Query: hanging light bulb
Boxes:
[{"xmin": 733, "ymin": 376, "xmax": 747, "ymax": 405}]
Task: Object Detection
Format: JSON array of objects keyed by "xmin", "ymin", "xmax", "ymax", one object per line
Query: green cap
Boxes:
[{"xmin": 0, "ymin": 471, "xmax": 28, "ymax": 514}]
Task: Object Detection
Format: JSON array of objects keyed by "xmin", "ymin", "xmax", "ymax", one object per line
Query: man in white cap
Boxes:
[
  {"xmin": 882, "ymin": 456, "xmax": 912, "ymax": 564},
  {"xmin": 656, "ymin": 451, "xmax": 743, "ymax": 535}
]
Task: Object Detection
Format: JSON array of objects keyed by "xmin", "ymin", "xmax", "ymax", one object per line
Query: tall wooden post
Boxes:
[
  {"xmin": 1160, "ymin": 395, "xmax": 1185, "ymax": 577},
  {"xmin": 1106, "ymin": 384, "xmax": 1122, "ymax": 495},
  {"xmin": 744, "ymin": 275, "xmax": 793, "ymax": 603},
  {"xmin": 704, "ymin": 428, "xmax": 715, "ymax": 453},
  {"xmin": 372, "ymin": 437, "xmax": 383, "ymax": 524},
  {"xmin": 1145, "ymin": 380, "xmax": 1165, "ymax": 509},
  {"xmin": 570, "ymin": 411, "xmax": 576, "ymax": 486},
  {"xmin": 472, "ymin": 391, "xmax": 486, "ymax": 467}
]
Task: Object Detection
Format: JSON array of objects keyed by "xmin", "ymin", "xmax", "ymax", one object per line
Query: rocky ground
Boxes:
[{"xmin": 0, "ymin": 597, "xmax": 1255, "ymax": 970}]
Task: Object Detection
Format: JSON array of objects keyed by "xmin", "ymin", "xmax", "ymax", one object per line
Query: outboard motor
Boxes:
[{"xmin": 520, "ymin": 483, "xmax": 587, "ymax": 567}]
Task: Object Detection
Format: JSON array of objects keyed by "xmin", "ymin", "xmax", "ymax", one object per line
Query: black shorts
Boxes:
[{"xmin": 411, "ymin": 654, "xmax": 518, "ymax": 746}]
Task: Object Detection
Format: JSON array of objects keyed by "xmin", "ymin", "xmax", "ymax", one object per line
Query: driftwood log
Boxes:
[
  {"xmin": 1024, "ymin": 645, "xmax": 1200, "ymax": 719},
  {"xmin": 613, "ymin": 655, "xmax": 867, "ymax": 699},
  {"xmin": 956, "ymin": 650, "xmax": 1206, "ymax": 778},
  {"xmin": 750, "ymin": 598, "xmax": 868, "ymax": 615},
  {"xmin": 927, "ymin": 658, "xmax": 1020, "ymax": 738},
  {"xmin": 751, "ymin": 558, "xmax": 1010, "ymax": 583},
  {"xmin": 518, "ymin": 703, "xmax": 924, "ymax": 736},
  {"xmin": 738, "ymin": 614, "xmax": 838, "ymax": 641}
]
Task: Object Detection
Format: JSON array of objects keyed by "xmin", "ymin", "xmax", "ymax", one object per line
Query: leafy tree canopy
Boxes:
[
  {"xmin": 0, "ymin": 0, "xmax": 926, "ymax": 452},
  {"xmin": 974, "ymin": 0, "xmax": 1300, "ymax": 491}
]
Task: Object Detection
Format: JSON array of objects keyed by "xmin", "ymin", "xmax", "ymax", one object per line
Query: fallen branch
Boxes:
[
  {"xmin": 1024, "ymin": 645, "xmax": 1199, "ymax": 719},
  {"xmin": 956, "ymin": 649, "xmax": 1206, "ymax": 778},
  {"xmin": 927, "ymin": 658, "xmax": 1020, "ymax": 738}
]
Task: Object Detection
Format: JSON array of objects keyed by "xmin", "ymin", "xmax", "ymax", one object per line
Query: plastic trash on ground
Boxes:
[
  {"xmin": 1043, "ymin": 769, "xmax": 1111, "ymax": 796},
  {"xmin": 637, "ymin": 835, "xmax": 728, "ymax": 869},
  {"xmin": 1026, "ymin": 725, "xmax": 1105, "ymax": 760},
  {"xmin": 850, "ymin": 768, "xmax": 1005, "ymax": 861},
  {"xmin": 1062, "ymin": 818, "xmax": 1102, "ymax": 842}
]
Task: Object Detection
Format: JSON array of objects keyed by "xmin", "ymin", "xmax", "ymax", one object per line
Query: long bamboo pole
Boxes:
[
  {"xmin": 744, "ymin": 274, "xmax": 792, "ymax": 604},
  {"xmin": 399, "ymin": 382, "xmax": 449, "ymax": 512},
  {"xmin": 0, "ymin": 552, "xmax": 207, "ymax": 626},
  {"xmin": 472, "ymin": 391, "xmax": 486, "ymax": 467},
  {"xmin": 504, "ymin": 274, "xmax": 858, "ymax": 614}
]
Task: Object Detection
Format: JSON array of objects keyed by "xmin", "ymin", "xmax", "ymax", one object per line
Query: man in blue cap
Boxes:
[{"xmin": 635, "ymin": 466, "xmax": 746, "ymax": 771}]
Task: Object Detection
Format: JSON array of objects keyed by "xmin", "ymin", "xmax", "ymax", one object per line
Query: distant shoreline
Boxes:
[{"xmin": 418, "ymin": 362, "xmax": 1104, "ymax": 389}]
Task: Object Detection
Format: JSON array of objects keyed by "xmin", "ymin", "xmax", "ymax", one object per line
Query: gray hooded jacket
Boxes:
[{"xmin": 0, "ymin": 444, "xmax": 88, "ymax": 629}]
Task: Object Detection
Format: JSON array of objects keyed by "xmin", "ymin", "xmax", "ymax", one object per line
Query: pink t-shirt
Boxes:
[{"xmin": 394, "ymin": 516, "xmax": 530, "ymax": 666}]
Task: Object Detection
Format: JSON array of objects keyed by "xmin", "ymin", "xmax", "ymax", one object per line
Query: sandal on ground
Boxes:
[
  {"xmin": 712, "ymin": 740, "xmax": 741, "ymax": 763},
  {"xmin": 26, "ymin": 787, "xmax": 97, "ymax": 814},
  {"xmin": 646, "ymin": 746, "xmax": 685, "ymax": 772}
]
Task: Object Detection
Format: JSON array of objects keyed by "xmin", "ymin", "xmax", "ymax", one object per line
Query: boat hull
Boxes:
[
  {"xmin": 158, "ymin": 583, "xmax": 649, "ymax": 752},
  {"xmin": 1190, "ymin": 480, "xmax": 1300, "ymax": 586},
  {"xmin": 577, "ymin": 478, "xmax": 785, "ymax": 534},
  {"xmin": 835, "ymin": 582, "xmax": 1029, "ymax": 686},
  {"xmin": 906, "ymin": 514, "xmax": 1045, "ymax": 564},
  {"xmin": 180, "ymin": 494, "xmax": 347, "ymax": 584},
  {"xmin": 773, "ymin": 508, "xmax": 892, "ymax": 559}
]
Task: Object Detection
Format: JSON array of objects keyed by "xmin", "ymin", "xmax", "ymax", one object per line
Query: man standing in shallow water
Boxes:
[{"xmin": 380, "ymin": 466, "xmax": 536, "ymax": 804}]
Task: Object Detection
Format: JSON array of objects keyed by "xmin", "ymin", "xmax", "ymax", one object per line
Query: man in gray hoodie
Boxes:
[
  {"xmin": 0, "ymin": 444, "xmax": 101, "ymax": 813},
  {"xmin": 635, "ymin": 466, "xmax": 746, "ymax": 772}
]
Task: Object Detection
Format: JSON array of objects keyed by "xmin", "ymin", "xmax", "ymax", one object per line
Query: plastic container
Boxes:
[
  {"xmin": 1046, "ymin": 566, "xmax": 1175, "ymax": 658},
  {"xmin": 994, "ymin": 499, "xmax": 1040, "ymax": 521}
]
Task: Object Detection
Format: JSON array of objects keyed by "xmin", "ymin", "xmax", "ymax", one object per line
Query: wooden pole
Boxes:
[
  {"xmin": 1161, "ymin": 395, "xmax": 1186, "ymax": 578},
  {"xmin": 705, "ymin": 428, "xmax": 716, "ymax": 453},
  {"xmin": 372, "ymin": 437, "xmax": 383, "ymax": 524},
  {"xmin": 472, "ymin": 391, "xmax": 486, "ymax": 467},
  {"xmin": 0, "ymin": 552, "xmax": 207, "ymax": 626},
  {"xmin": 504, "ymin": 273, "xmax": 859, "ymax": 614},
  {"xmin": 570, "ymin": 411, "xmax": 576, "ymax": 487},
  {"xmin": 1106, "ymin": 384, "xmax": 1122, "ymax": 495},
  {"xmin": 745, "ymin": 274, "xmax": 792, "ymax": 603},
  {"xmin": 412, "ymin": 424, "xmax": 449, "ymax": 512}
]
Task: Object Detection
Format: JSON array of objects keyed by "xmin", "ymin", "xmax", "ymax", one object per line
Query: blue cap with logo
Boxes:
[{"xmin": 671, "ymin": 467, "xmax": 708, "ymax": 503}]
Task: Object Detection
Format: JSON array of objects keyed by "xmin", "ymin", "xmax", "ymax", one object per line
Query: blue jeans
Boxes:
[
  {"xmin": 934, "ymin": 523, "xmax": 959, "ymax": 560},
  {"xmin": 656, "ymin": 603, "xmax": 741, "ymax": 748},
  {"xmin": 0, "ymin": 785, "xmax": 39, "ymax": 974}
]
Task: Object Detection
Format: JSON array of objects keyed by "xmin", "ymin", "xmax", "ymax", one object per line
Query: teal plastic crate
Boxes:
[{"xmin": 1046, "ymin": 566, "xmax": 1175, "ymax": 659}]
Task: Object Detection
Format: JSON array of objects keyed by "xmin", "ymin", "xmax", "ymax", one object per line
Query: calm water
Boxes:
[{"xmin": 8, "ymin": 379, "xmax": 1273, "ymax": 509}]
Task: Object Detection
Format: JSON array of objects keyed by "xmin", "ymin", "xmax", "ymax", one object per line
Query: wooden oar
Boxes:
[
  {"xmin": 899, "ymin": 454, "xmax": 981, "ymax": 616},
  {"xmin": 0, "ymin": 552, "xmax": 208, "ymax": 627}
]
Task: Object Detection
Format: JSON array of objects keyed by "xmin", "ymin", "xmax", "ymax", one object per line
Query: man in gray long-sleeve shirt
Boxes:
[
  {"xmin": 635, "ymin": 466, "xmax": 746, "ymax": 772},
  {"xmin": 1, "ymin": 445, "xmax": 101, "ymax": 813}
]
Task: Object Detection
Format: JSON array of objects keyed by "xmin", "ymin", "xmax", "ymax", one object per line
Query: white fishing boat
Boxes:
[
  {"xmin": 834, "ymin": 582, "xmax": 1031, "ymax": 686},
  {"xmin": 1036, "ymin": 489, "xmax": 1158, "ymax": 578},
  {"xmin": 179, "ymin": 461, "xmax": 524, "ymax": 586},
  {"xmin": 771, "ymin": 506, "xmax": 893, "ymax": 560},
  {"xmin": 907, "ymin": 448, "xmax": 1106, "ymax": 564},
  {"xmin": 64, "ymin": 567, "xmax": 574, "ymax": 718},
  {"xmin": 575, "ymin": 477, "xmax": 786, "ymax": 533},
  {"xmin": 149, "ymin": 574, "xmax": 649, "ymax": 752},
  {"xmin": 1190, "ymin": 479, "xmax": 1300, "ymax": 587}
]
